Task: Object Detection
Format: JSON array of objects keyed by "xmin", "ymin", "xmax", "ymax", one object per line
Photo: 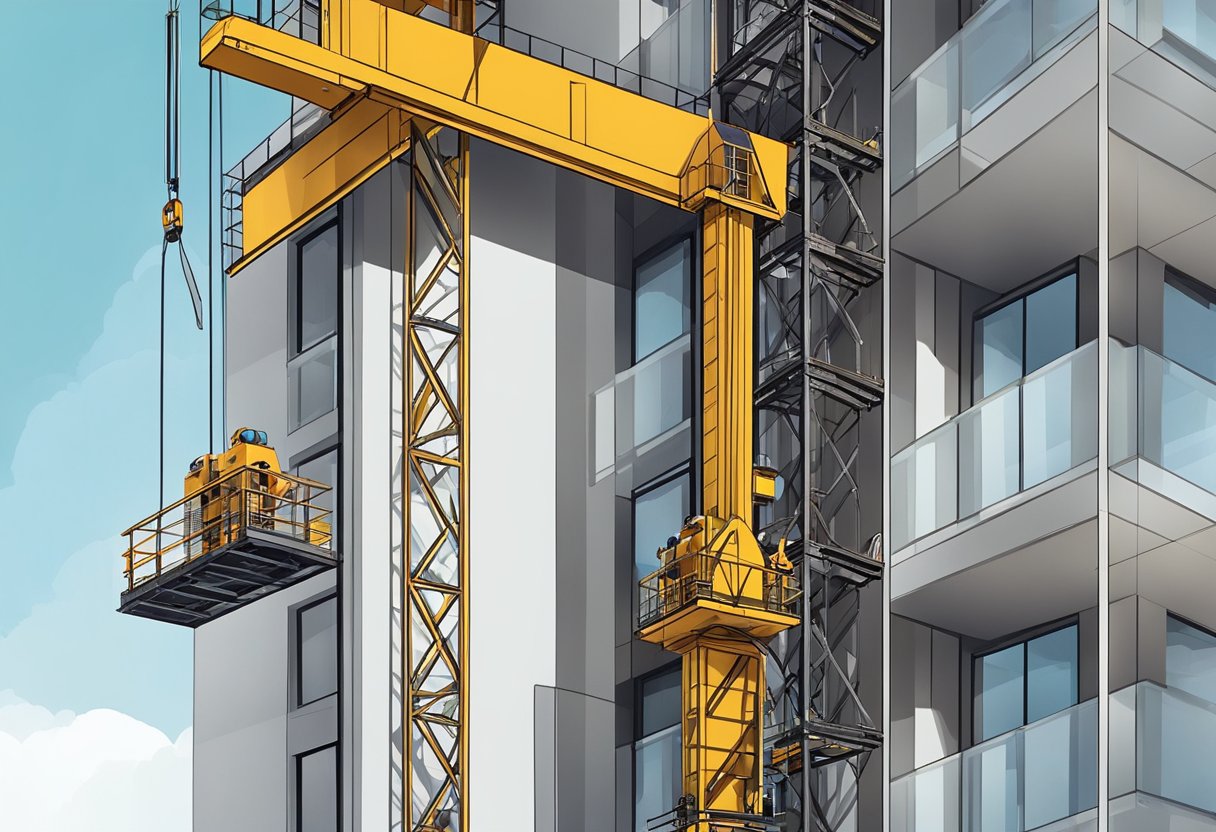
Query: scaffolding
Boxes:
[{"xmin": 716, "ymin": 1, "xmax": 885, "ymax": 829}]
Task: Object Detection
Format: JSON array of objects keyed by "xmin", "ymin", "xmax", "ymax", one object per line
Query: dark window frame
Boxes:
[
  {"xmin": 1163, "ymin": 266, "xmax": 1216, "ymax": 385},
  {"xmin": 294, "ymin": 741, "xmax": 339, "ymax": 832},
  {"xmin": 632, "ymin": 234, "xmax": 695, "ymax": 365},
  {"xmin": 971, "ymin": 619, "xmax": 1080, "ymax": 745},
  {"xmin": 971, "ymin": 258, "xmax": 1083, "ymax": 401},
  {"xmin": 294, "ymin": 218, "xmax": 341, "ymax": 357},
  {"xmin": 295, "ymin": 593, "xmax": 339, "ymax": 710},
  {"xmin": 634, "ymin": 661, "xmax": 682, "ymax": 741},
  {"xmin": 630, "ymin": 463, "xmax": 695, "ymax": 581}
]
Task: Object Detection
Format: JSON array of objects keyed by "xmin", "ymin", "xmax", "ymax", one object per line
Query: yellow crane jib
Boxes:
[{"xmin": 199, "ymin": 2, "xmax": 788, "ymax": 272}]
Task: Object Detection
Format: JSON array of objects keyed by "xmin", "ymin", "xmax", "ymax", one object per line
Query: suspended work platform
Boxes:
[{"xmin": 119, "ymin": 457, "xmax": 335, "ymax": 628}]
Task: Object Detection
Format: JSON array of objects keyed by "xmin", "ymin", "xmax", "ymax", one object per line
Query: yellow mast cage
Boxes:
[{"xmin": 198, "ymin": 2, "xmax": 793, "ymax": 830}]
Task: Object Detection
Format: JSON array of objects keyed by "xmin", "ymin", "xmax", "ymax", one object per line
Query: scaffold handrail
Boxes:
[
  {"xmin": 638, "ymin": 524, "xmax": 801, "ymax": 630},
  {"xmin": 121, "ymin": 465, "xmax": 333, "ymax": 591}
]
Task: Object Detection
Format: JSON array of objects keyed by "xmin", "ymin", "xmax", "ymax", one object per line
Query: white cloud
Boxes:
[{"xmin": 0, "ymin": 692, "xmax": 190, "ymax": 832}]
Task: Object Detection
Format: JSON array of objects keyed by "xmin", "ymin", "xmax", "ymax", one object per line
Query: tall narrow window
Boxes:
[
  {"xmin": 295, "ymin": 448, "xmax": 339, "ymax": 547},
  {"xmin": 1163, "ymin": 271, "xmax": 1216, "ymax": 383},
  {"xmin": 634, "ymin": 239, "xmax": 692, "ymax": 362},
  {"xmin": 291, "ymin": 220, "xmax": 340, "ymax": 431},
  {"xmin": 633, "ymin": 471, "xmax": 691, "ymax": 581},
  {"xmin": 296, "ymin": 744, "xmax": 338, "ymax": 832},
  {"xmin": 297, "ymin": 595, "xmax": 338, "ymax": 708},
  {"xmin": 635, "ymin": 665, "xmax": 681, "ymax": 832}
]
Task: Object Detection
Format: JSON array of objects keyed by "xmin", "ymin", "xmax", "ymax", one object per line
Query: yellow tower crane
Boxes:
[{"xmin": 194, "ymin": 3, "xmax": 794, "ymax": 829}]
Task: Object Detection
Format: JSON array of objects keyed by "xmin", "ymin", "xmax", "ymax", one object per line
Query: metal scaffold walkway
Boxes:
[{"xmin": 717, "ymin": 1, "xmax": 885, "ymax": 829}]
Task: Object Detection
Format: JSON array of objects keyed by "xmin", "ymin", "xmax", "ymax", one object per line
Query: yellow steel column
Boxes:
[{"xmin": 701, "ymin": 203, "xmax": 755, "ymax": 524}]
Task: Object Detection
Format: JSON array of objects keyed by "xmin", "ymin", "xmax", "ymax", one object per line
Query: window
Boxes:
[
  {"xmin": 1166, "ymin": 615, "xmax": 1216, "ymax": 705},
  {"xmin": 297, "ymin": 595, "xmax": 338, "ymax": 707},
  {"xmin": 291, "ymin": 220, "xmax": 340, "ymax": 431},
  {"xmin": 635, "ymin": 665, "xmax": 681, "ymax": 832},
  {"xmin": 974, "ymin": 624, "xmax": 1078, "ymax": 742},
  {"xmin": 633, "ymin": 470, "xmax": 691, "ymax": 581},
  {"xmin": 296, "ymin": 744, "xmax": 338, "ymax": 832},
  {"xmin": 634, "ymin": 239, "xmax": 692, "ymax": 362},
  {"xmin": 1163, "ymin": 271, "xmax": 1216, "ymax": 383},
  {"xmin": 974, "ymin": 272, "xmax": 1078, "ymax": 399}
]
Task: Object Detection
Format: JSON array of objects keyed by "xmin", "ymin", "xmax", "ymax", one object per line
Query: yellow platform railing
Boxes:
[{"xmin": 121, "ymin": 466, "xmax": 333, "ymax": 592}]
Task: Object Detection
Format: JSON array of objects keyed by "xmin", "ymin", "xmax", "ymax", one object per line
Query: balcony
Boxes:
[
  {"xmin": 119, "ymin": 466, "xmax": 336, "ymax": 627},
  {"xmin": 892, "ymin": 698, "xmax": 1097, "ymax": 832},
  {"xmin": 892, "ymin": 340, "xmax": 1098, "ymax": 554},
  {"xmin": 892, "ymin": 0, "xmax": 1095, "ymax": 190},
  {"xmin": 1111, "ymin": 682, "xmax": 1216, "ymax": 820},
  {"xmin": 1114, "ymin": 0, "xmax": 1216, "ymax": 78},
  {"xmin": 1112, "ymin": 344, "xmax": 1216, "ymax": 502}
]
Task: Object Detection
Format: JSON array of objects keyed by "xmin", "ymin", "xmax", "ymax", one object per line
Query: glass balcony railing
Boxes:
[
  {"xmin": 891, "ymin": 341, "xmax": 1097, "ymax": 553},
  {"xmin": 1114, "ymin": 0, "xmax": 1216, "ymax": 71},
  {"xmin": 891, "ymin": 0, "xmax": 1096, "ymax": 189},
  {"xmin": 1111, "ymin": 682, "xmax": 1216, "ymax": 817},
  {"xmin": 1111, "ymin": 343, "xmax": 1216, "ymax": 496},
  {"xmin": 891, "ymin": 698, "xmax": 1097, "ymax": 832}
]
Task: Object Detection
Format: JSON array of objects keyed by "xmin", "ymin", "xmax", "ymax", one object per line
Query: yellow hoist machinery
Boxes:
[
  {"xmin": 191, "ymin": 2, "xmax": 797, "ymax": 830},
  {"xmin": 119, "ymin": 427, "xmax": 336, "ymax": 627}
]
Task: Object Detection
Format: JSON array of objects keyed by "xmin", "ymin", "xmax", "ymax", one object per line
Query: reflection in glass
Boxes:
[
  {"xmin": 959, "ymin": 386, "xmax": 1020, "ymax": 516},
  {"xmin": 297, "ymin": 744, "xmax": 338, "ymax": 832},
  {"xmin": 977, "ymin": 644, "xmax": 1025, "ymax": 742},
  {"xmin": 633, "ymin": 474, "xmax": 690, "ymax": 579},
  {"xmin": 635, "ymin": 724, "xmax": 681, "ymax": 832},
  {"xmin": 964, "ymin": 735, "xmax": 1020, "ymax": 832},
  {"xmin": 1027, "ymin": 626, "xmax": 1078, "ymax": 722},
  {"xmin": 1164, "ymin": 276, "xmax": 1216, "ymax": 383},
  {"xmin": 635, "ymin": 240, "xmax": 691, "ymax": 360},
  {"xmin": 640, "ymin": 666, "xmax": 680, "ymax": 736},
  {"xmin": 1025, "ymin": 274, "xmax": 1077, "ymax": 375},
  {"xmin": 962, "ymin": 0, "xmax": 1031, "ymax": 115},
  {"xmin": 1167, "ymin": 615, "xmax": 1216, "ymax": 705},
  {"xmin": 299, "ymin": 224, "xmax": 339, "ymax": 353},
  {"xmin": 978, "ymin": 301, "xmax": 1023, "ymax": 398},
  {"xmin": 298, "ymin": 596, "xmax": 338, "ymax": 706}
]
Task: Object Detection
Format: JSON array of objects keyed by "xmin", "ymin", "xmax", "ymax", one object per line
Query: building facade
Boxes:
[{"xmin": 121, "ymin": 1, "xmax": 1216, "ymax": 831}]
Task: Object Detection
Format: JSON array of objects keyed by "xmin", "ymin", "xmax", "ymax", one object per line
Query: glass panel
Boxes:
[
  {"xmin": 289, "ymin": 336, "xmax": 338, "ymax": 431},
  {"xmin": 594, "ymin": 385, "xmax": 615, "ymax": 476},
  {"xmin": 1031, "ymin": 0, "xmax": 1092, "ymax": 57},
  {"xmin": 1111, "ymin": 0, "xmax": 1137, "ymax": 36},
  {"xmin": 963, "ymin": 733, "xmax": 1020, "ymax": 832},
  {"xmin": 1166, "ymin": 616, "xmax": 1216, "ymax": 705},
  {"xmin": 958, "ymin": 386, "xmax": 1020, "ymax": 517},
  {"xmin": 640, "ymin": 666, "xmax": 681, "ymax": 736},
  {"xmin": 299, "ymin": 224, "xmax": 339, "ymax": 352},
  {"xmin": 891, "ymin": 424, "xmax": 959, "ymax": 551},
  {"xmin": 1148, "ymin": 351, "xmax": 1216, "ymax": 494},
  {"xmin": 297, "ymin": 745, "xmax": 338, "ymax": 832},
  {"xmin": 962, "ymin": 0, "xmax": 1032, "ymax": 117},
  {"xmin": 634, "ymin": 473, "xmax": 690, "ymax": 580},
  {"xmin": 891, "ymin": 755, "xmax": 962, "ymax": 832},
  {"xmin": 633, "ymin": 336, "xmax": 692, "ymax": 445},
  {"xmin": 976, "ymin": 644, "xmax": 1025, "ymax": 742},
  {"xmin": 635, "ymin": 724, "xmax": 681, "ymax": 832},
  {"xmin": 635, "ymin": 240, "xmax": 691, "ymax": 360},
  {"xmin": 1025, "ymin": 275, "xmax": 1076, "ymax": 375},
  {"xmin": 299, "ymin": 596, "xmax": 338, "ymax": 706},
  {"xmin": 977, "ymin": 300, "xmax": 1024, "ymax": 399},
  {"xmin": 1023, "ymin": 341, "xmax": 1096, "ymax": 489},
  {"xmin": 1023, "ymin": 698, "xmax": 1096, "ymax": 829},
  {"xmin": 1027, "ymin": 626, "xmax": 1078, "ymax": 722},
  {"xmin": 891, "ymin": 41, "xmax": 960, "ymax": 188},
  {"xmin": 1139, "ymin": 682, "xmax": 1216, "ymax": 815},
  {"xmin": 1163, "ymin": 277, "xmax": 1216, "ymax": 383},
  {"xmin": 1164, "ymin": 0, "xmax": 1216, "ymax": 60}
]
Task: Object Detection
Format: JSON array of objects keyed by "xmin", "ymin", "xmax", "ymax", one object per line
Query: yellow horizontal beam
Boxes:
[{"xmin": 202, "ymin": 4, "xmax": 788, "ymax": 256}]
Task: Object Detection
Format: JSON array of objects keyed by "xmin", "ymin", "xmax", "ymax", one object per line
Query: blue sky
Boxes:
[{"xmin": 0, "ymin": 2, "xmax": 288, "ymax": 825}]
